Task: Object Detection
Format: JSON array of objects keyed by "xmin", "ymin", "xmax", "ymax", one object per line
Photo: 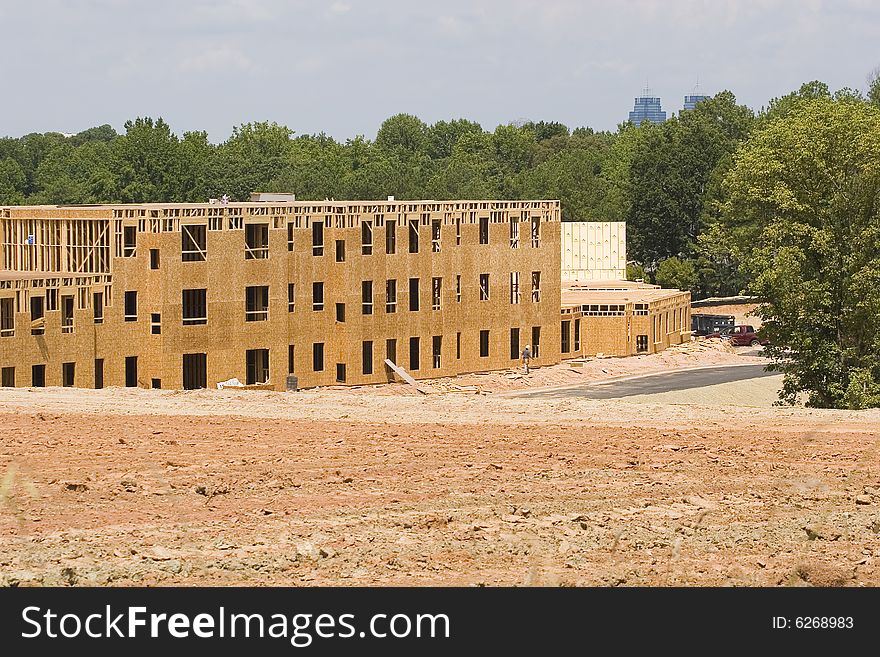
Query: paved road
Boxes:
[{"xmin": 515, "ymin": 363, "xmax": 777, "ymax": 399}]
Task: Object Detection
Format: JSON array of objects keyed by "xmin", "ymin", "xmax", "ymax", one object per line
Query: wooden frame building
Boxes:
[{"xmin": 0, "ymin": 200, "xmax": 562, "ymax": 390}]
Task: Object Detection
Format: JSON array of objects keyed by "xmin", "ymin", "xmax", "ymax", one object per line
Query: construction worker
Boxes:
[{"xmin": 521, "ymin": 344, "xmax": 531, "ymax": 374}]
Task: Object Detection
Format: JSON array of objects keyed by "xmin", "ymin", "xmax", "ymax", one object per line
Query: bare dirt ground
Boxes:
[{"xmin": 2, "ymin": 343, "xmax": 879, "ymax": 587}]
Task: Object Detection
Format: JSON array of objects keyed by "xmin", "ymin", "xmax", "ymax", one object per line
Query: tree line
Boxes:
[{"xmin": 2, "ymin": 75, "xmax": 880, "ymax": 407}]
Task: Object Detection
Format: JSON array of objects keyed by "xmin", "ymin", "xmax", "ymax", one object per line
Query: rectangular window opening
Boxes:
[
  {"xmin": 125, "ymin": 356, "xmax": 138, "ymax": 387},
  {"xmin": 94, "ymin": 359, "xmax": 104, "ymax": 389},
  {"xmin": 32, "ymin": 364, "xmax": 46, "ymax": 387},
  {"xmin": 431, "ymin": 277, "xmax": 441, "ymax": 311},
  {"xmin": 479, "ymin": 330, "xmax": 490, "ymax": 358},
  {"xmin": 479, "ymin": 216, "xmax": 489, "ymax": 244},
  {"xmin": 93, "ymin": 292, "xmax": 104, "ymax": 324},
  {"xmin": 385, "ymin": 220, "xmax": 397, "ymax": 254},
  {"xmin": 245, "ymin": 223, "xmax": 269, "ymax": 259},
  {"xmin": 510, "ymin": 328, "xmax": 520, "ymax": 360},
  {"xmin": 561, "ymin": 320, "xmax": 571, "ymax": 354},
  {"xmin": 30, "ymin": 296, "xmax": 45, "ymax": 335},
  {"xmin": 313, "ymin": 282, "xmax": 324, "ymax": 311},
  {"xmin": 123, "ymin": 226, "xmax": 137, "ymax": 257},
  {"xmin": 61, "ymin": 295, "xmax": 74, "ymax": 334},
  {"xmin": 182, "ymin": 224, "xmax": 207, "ymax": 262},
  {"xmin": 312, "ymin": 221, "xmax": 325, "ymax": 256},
  {"xmin": 0, "ymin": 298, "xmax": 14, "ymax": 337},
  {"xmin": 124, "ymin": 291, "xmax": 137, "ymax": 322},
  {"xmin": 409, "ymin": 336, "xmax": 420, "ymax": 371},
  {"xmin": 362, "ymin": 341, "xmax": 373, "ymax": 375},
  {"xmin": 182, "ymin": 289, "xmax": 207, "ymax": 325},
  {"xmin": 385, "ymin": 279, "xmax": 397, "ymax": 313},
  {"xmin": 386, "ymin": 338, "xmax": 397, "ymax": 368},
  {"xmin": 62, "ymin": 362, "xmax": 75, "ymax": 387},
  {"xmin": 245, "ymin": 286, "xmax": 269, "ymax": 322},
  {"xmin": 362, "ymin": 281, "xmax": 373, "ymax": 315},
  {"xmin": 313, "ymin": 343, "xmax": 324, "ymax": 372},
  {"xmin": 183, "ymin": 353, "xmax": 207, "ymax": 390},
  {"xmin": 409, "ymin": 278, "xmax": 420, "ymax": 312},
  {"xmin": 246, "ymin": 348, "xmax": 270, "ymax": 384},
  {"xmin": 362, "ymin": 221, "xmax": 373, "ymax": 255},
  {"xmin": 431, "ymin": 220, "xmax": 441, "ymax": 253},
  {"xmin": 408, "ymin": 220, "xmax": 419, "ymax": 253},
  {"xmin": 432, "ymin": 335, "xmax": 442, "ymax": 369}
]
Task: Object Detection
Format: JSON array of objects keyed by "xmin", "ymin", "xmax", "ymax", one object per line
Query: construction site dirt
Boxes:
[{"xmin": 1, "ymin": 341, "xmax": 879, "ymax": 588}]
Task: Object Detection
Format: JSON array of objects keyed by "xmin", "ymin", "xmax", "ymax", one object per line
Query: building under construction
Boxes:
[
  {"xmin": 560, "ymin": 280, "xmax": 691, "ymax": 357},
  {"xmin": 0, "ymin": 199, "xmax": 562, "ymax": 390}
]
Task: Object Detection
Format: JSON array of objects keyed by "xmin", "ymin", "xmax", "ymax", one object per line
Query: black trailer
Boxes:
[{"xmin": 691, "ymin": 313, "xmax": 735, "ymax": 336}]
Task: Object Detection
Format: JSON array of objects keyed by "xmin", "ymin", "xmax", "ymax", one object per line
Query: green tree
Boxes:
[
  {"xmin": 868, "ymin": 67, "xmax": 880, "ymax": 106},
  {"xmin": 211, "ymin": 121, "xmax": 293, "ymax": 200},
  {"xmin": 375, "ymin": 114, "xmax": 428, "ymax": 155},
  {"xmin": 112, "ymin": 117, "xmax": 183, "ymax": 202},
  {"xmin": 426, "ymin": 119, "xmax": 483, "ymax": 159},
  {"xmin": 655, "ymin": 256, "xmax": 698, "ymax": 292},
  {"xmin": 32, "ymin": 141, "xmax": 115, "ymax": 204},
  {"xmin": 626, "ymin": 91, "xmax": 754, "ymax": 269},
  {"xmin": 0, "ymin": 157, "xmax": 26, "ymax": 204},
  {"xmin": 725, "ymin": 96, "xmax": 880, "ymax": 408},
  {"xmin": 626, "ymin": 263, "xmax": 648, "ymax": 282}
]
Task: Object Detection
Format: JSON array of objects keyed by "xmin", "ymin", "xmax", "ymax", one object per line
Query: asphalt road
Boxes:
[{"xmin": 518, "ymin": 363, "xmax": 777, "ymax": 399}]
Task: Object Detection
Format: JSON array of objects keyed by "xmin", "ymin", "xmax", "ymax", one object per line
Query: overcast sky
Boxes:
[{"xmin": 1, "ymin": 0, "xmax": 878, "ymax": 142}]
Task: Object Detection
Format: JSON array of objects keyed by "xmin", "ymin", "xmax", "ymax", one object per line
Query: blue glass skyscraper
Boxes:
[
  {"xmin": 683, "ymin": 94, "xmax": 708, "ymax": 111},
  {"xmin": 628, "ymin": 89, "xmax": 666, "ymax": 126}
]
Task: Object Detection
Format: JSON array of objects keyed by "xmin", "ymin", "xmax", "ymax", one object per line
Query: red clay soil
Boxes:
[{"xmin": 1, "ymin": 387, "xmax": 879, "ymax": 587}]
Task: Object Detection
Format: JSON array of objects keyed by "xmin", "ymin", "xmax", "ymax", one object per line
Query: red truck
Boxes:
[{"xmin": 726, "ymin": 324, "xmax": 768, "ymax": 347}]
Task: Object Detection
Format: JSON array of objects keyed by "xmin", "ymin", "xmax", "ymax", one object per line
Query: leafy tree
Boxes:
[
  {"xmin": 868, "ymin": 67, "xmax": 880, "ymax": 106},
  {"xmin": 112, "ymin": 117, "xmax": 183, "ymax": 202},
  {"xmin": 32, "ymin": 141, "xmax": 115, "ymax": 204},
  {"xmin": 725, "ymin": 96, "xmax": 880, "ymax": 408},
  {"xmin": 211, "ymin": 121, "xmax": 293, "ymax": 200},
  {"xmin": 655, "ymin": 256, "xmax": 698, "ymax": 292},
  {"xmin": 426, "ymin": 154, "xmax": 495, "ymax": 199},
  {"xmin": 522, "ymin": 121, "xmax": 569, "ymax": 141},
  {"xmin": 69, "ymin": 124, "xmax": 118, "ymax": 146},
  {"xmin": 626, "ymin": 263, "xmax": 648, "ymax": 282},
  {"xmin": 375, "ymin": 114, "xmax": 428, "ymax": 155},
  {"xmin": 626, "ymin": 91, "xmax": 754, "ymax": 269},
  {"xmin": 426, "ymin": 119, "xmax": 483, "ymax": 159},
  {"xmin": 0, "ymin": 157, "xmax": 26, "ymax": 204}
]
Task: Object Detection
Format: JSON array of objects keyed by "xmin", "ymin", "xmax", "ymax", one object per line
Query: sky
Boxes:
[{"xmin": 1, "ymin": 0, "xmax": 878, "ymax": 142}]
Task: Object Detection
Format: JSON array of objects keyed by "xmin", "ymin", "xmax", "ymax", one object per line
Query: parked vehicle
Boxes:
[
  {"xmin": 726, "ymin": 324, "xmax": 768, "ymax": 347},
  {"xmin": 691, "ymin": 313, "xmax": 735, "ymax": 337}
]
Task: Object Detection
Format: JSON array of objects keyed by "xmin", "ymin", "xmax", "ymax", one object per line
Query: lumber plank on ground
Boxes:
[{"xmin": 383, "ymin": 359, "xmax": 428, "ymax": 394}]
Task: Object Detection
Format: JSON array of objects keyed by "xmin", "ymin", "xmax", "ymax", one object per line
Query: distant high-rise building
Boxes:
[
  {"xmin": 683, "ymin": 81, "xmax": 709, "ymax": 111},
  {"xmin": 683, "ymin": 94, "xmax": 708, "ymax": 111},
  {"xmin": 628, "ymin": 87, "xmax": 666, "ymax": 126}
]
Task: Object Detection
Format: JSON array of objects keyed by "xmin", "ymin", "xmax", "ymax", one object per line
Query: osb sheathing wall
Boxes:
[
  {"xmin": 0, "ymin": 201, "xmax": 562, "ymax": 390},
  {"xmin": 560, "ymin": 291, "xmax": 691, "ymax": 358}
]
